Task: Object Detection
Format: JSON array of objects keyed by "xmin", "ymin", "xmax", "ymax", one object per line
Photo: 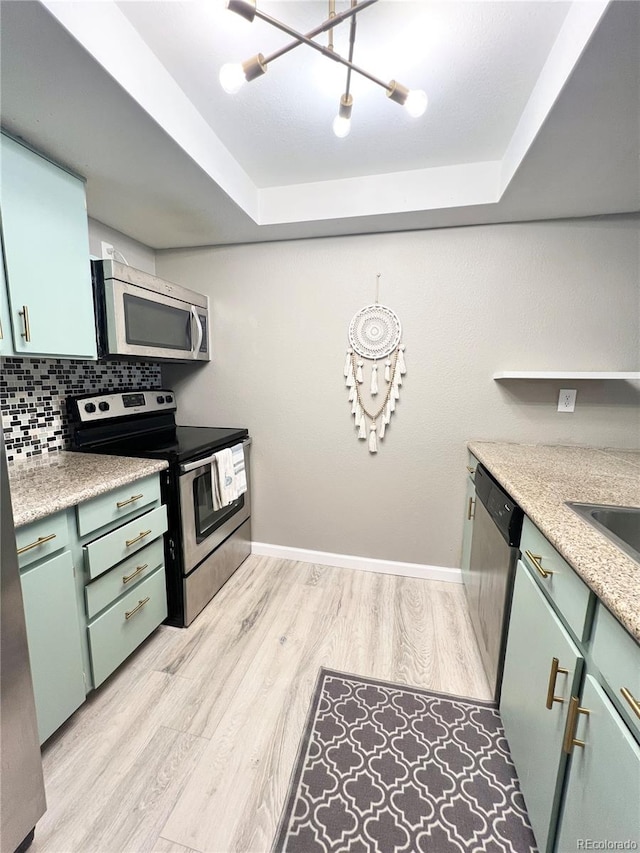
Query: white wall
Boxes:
[
  {"xmin": 88, "ymin": 218, "xmax": 156, "ymax": 274},
  {"xmin": 158, "ymin": 216, "xmax": 640, "ymax": 570}
]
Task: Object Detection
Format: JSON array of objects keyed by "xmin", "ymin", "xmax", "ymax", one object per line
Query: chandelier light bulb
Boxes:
[
  {"xmin": 404, "ymin": 89, "xmax": 428, "ymax": 118},
  {"xmin": 333, "ymin": 114, "xmax": 352, "ymax": 138},
  {"xmin": 219, "ymin": 63, "xmax": 246, "ymax": 94}
]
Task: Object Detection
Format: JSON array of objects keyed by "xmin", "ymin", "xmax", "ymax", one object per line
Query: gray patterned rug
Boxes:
[{"xmin": 273, "ymin": 669, "xmax": 537, "ymax": 853}]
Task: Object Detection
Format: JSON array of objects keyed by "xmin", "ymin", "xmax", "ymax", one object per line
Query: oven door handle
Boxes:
[
  {"xmin": 190, "ymin": 306, "xmax": 203, "ymax": 359},
  {"xmin": 179, "ymin": 437, "xmax": 252, "ymax": 474}
]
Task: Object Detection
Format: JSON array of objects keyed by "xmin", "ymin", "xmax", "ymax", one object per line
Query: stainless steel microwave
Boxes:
[{"xmin": 92, "ymin": 260, "xmax": 210, "ymax": 362}]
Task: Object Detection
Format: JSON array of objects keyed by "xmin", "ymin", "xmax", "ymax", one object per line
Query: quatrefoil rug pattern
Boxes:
[{"xmin": 272, "ymin": 669, "xmax": 537, "ymax": 853}]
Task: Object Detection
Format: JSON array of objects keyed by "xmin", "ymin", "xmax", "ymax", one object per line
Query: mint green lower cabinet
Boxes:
[
  {"xmin": 20, "ymin": 551, "xmax": 86, "ymax": 744},
  {"xmin": 83, "ymin": 504, "xmax": 167, "ymax": 580},
  {"xmin": 87, "ymin": 567, "xmax": 168, "ymax": 688},
  {"xmin": 555, "ymin": 675, "xmax": 640, "ymax": 852},
  {"xmin": 460, "ymin": 473, "xmax": 475, "ymax": 585},
  {"xmin": 500, "ymin": 562, "xmax": 582, "ymax": 853}
]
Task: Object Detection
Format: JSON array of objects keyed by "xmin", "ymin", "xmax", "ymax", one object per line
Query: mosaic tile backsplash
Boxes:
[{"xmin": 1, "ymin": 357, "xmax": 162, "ymax": 461}]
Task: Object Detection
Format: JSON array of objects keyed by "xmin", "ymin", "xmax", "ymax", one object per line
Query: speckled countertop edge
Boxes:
[
  {"xmin": 468, "ymin": 441, "xmax": 640, "ymax": 643},
  {"xmin": 9, "ymin": 451, "xmax": 168, "ymax": 527}
]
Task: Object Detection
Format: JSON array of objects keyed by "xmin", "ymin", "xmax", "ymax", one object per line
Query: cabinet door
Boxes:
[
  {"xmin": 556, "ymin": 675, "xmax": 640, "ymax": 851},
  {"xmin": 21, "ymin": 551, "xmax": 86, "ymax": 743},
  {"xmin": 0, "ymin": 133, "xmax": 97, "ymax": 359},
  {"xmin": 460, "ymin": 473, "xmax": 475, "ymax": 584},
  {"xmin": 500, "ymin": 562, "xmax": 582, "ymax": 853},
  {"xmin": 0, "ymin": 245, "xmax": 14, "ymax": 356}
]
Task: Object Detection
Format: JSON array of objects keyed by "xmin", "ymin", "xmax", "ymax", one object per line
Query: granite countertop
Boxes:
[
  {"xmin": 9, "ymin": 450, "xmax": 168, "ymax": 527},
  {"xmin": 468, "ymin": 441, "xmax": 640, "ymax": 643}
]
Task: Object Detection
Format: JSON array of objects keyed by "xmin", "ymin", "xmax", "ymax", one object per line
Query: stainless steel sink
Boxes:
[{"xmin": 566, "ymin": 502, "xmax": 640, "ymax": 563}]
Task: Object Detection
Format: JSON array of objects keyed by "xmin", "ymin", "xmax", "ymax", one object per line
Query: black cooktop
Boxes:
[{"xmin": 87, "ymin": 426, "xmax": 249, "ymax": 465}]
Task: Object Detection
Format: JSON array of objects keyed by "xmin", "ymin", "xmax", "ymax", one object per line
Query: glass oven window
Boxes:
[
  {"xmin": 123, "ymin": 294, "xmax": 192, "ymax": 351},
  {"xmin": 193, "ymin": 469, "xmax": 244, "ymax": 543}
]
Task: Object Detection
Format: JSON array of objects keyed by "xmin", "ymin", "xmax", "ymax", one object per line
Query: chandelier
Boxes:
[{"xmin": 219, "ymin": 0, "xmax": 428, "ymax": 137}]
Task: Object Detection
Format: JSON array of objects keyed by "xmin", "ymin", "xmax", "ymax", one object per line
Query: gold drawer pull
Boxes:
[
  {"xmin": 125, "ymin": 597, "xmax": 150, "ymax": 620},
  {"xmin": 122, "ymin": 563, "xmax": 148, "ymax": 584},
  {"xmin": 19, "ymin": 305, "xmax": 31, "ymax": 342},
  {"xmin": 466, "ymin": 465, "xmax": 476, "ymax": 475},
  {"xmin": 621, "ymin": 687, "xmax": 640, "ymax": 720},
  {"xmin": 17, "ymin": 532, "xmax": 57, "ymax": 556},
  {"xmin": 125, "ymin": 529, "xmax": 152, "ymax": 547},
  {"xmin": 116, "ymin": 493, "xmax": 144, "ymax": 509},
  {"xmin": 467, "ymin": 497, "xmax": 475, "ymax": 520},
  {"xmin": 525, "ymin": 550, "xmax": 554, "ymax": 579},
  {"xmin": 545, "ymin": 657, "xmax": 569, "ymax": 709},
  {"xmin": 563, "ymin": 696, "xmax": 590, "ymax": 754}
]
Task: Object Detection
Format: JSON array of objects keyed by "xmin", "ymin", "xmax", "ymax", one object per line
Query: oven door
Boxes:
[
  {"xmin": 103, "ymin": 279, "xmax": 209, "ymax": 362},
  {"xmin": 178, "ymin": 439, "xmax": 251, "ymax": 574}
]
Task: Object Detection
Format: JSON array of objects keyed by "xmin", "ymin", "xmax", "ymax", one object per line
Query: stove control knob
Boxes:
[
  {"xmin": 98, "ymin": 401, "xmax": 110, "ymax": 412},
  {"xmin": 84, "ymin": 402, "xmax": 96, "ymax": 414},
  {"xmin": 156, "ymin": 395, "xmax": 165, "ymax": 404},
  {"xmin": 166, "ymin": 394, "xmax": 174, "ymax": 404}
]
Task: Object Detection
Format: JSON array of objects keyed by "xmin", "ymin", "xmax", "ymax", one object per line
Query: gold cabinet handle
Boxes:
[
  {"xmin": 466, "ymin": 465, "xmax": 476, "ymax": 475},
  {"xmin": 467, "ymin": 497, "xmax": 476, "ymax": 520},
  {"xmin": 122, "ymin": 563, "xmax": 148, "ymax": 584},
  {"xmin": 563, "ymin": 695, "xmax": 590, "ymax": 754},
  {"xmin": 525, "ymin": 550, "xmax": 554, "ymax": 579},
  {"xmin": 19, "ymin": 305, "xmax": 31, "ymax": 342},
  {"xmin": 125, "ymin": 596, "xmax": 150, "ymax": 620},
  {"xmin": 17, "ymin": 532, "xmax": 56, "ymax": 556},
  {"xmin": 545, "ymin": 657, "xmax": 569, "ymax": 709},
  {"xmin": 116, "ymin": 493, "xmax": 144, "ymax": 509},
  {"xmin": 125, "ymin": 529, "xmax": 151, "ymax": 547},
  {"xmin": 620, "ymin": 687, "xmax": 640, "ymax": 720}
]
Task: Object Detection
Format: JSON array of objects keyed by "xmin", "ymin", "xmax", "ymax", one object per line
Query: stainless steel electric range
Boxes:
[{"xmin": 68, "ymin": 389, "xmax": 251, "ymax": 627}]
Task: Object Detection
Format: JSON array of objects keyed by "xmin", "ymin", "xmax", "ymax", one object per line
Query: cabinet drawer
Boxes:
[
  {"xmin": 85, "ymin": 538, "xmax": 165, "ymax": 619},
  {"xmin": 591, "ymin": 602, "xmax": 640, "ymax": 738},
  {"xmin": 16, "ymin": 512, "xmax": 69, "ymax": 569},
  {"xmin": 83, "ymin": 505, "xmax": 167, "ymax": 580},
  {"xmin": 88, "ymin": 567, "xmax": 167, "ymax": 688},
  {"xmin": 76, "ymin": 474, "xmax": 161, "ymax": 538},
  {"xmin": 521, "ymin": 516, "xmax": 593, "ymax": 641}
]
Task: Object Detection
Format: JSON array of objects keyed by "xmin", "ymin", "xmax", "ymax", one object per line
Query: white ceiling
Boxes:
[{"xmin": 0, "ymin": 1, "xmax": 638, "ymax": 248}]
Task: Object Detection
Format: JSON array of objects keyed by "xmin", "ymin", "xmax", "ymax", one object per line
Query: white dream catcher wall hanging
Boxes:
[{"xmin": 344, "ymin": 275, "xmax": 406, "ymax": 454}]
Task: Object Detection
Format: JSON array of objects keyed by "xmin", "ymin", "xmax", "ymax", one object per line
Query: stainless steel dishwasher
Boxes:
[{"xmin": 464, "ymin": 464, "xmax": 523, "ymax": 702}]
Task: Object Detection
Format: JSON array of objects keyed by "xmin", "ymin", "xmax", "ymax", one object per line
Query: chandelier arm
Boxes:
[
  {"xmin": 256, "ymin": 0, "xmax": 378, "ymax": 66},
  {"xmin": 343, "ymin": 2, "xmax": 358, "ymax": 98}
]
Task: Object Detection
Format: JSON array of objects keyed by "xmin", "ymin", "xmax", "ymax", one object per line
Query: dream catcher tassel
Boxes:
[
  {"xmin": 370, "ymin": 363, "xmax": 379, "ymax": 396},
  {"xmin": 352, "ymin": 397, "xmax": 361, "ymax": 417},
  {"xmin": 358, "ymin": 417, "xmax": 367, "ymax": 440},
  {"xmin": 348, "ymin": 386, "xmax": 355, "ymax": 402},
  {"xmin": 384, "ymin": 359, "xmax": 391, "ymax": 382},
  {"xmin": 344, "ymin": 349, "xmax": 353, "ymax": 377},
  {"xmin": 392, "ymin": 375, "xmax": 400, "ymax": 400},
  {"xmin": 368, "ymin": 423, "xmax": 378, "ymax": 453},
  {"xmin": 378, "ymin": 419, "xmax": 386, "ymax": 440},
  {"xmin": 389, "ymin": 395, "xmax": 396, "ymax": 413},
  {"xmin": 397, "ymin": 344, "xmax": 407, "ymax": 375},
  {"xmin": 346, "ymin": 359, "xmax": 355, "ymax": 388},
  {"xmin": 383, "ymin": 402, "xmax": 391, "ymax": 425},
  {"xmin": 356, "ymin": 360, "xmax": 364, "ymax": 384}
]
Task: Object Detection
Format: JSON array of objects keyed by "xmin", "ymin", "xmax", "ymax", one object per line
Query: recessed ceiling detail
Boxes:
[{"xmin": 41, "ymin": 0, "xmax": 608, "ymax": 226}]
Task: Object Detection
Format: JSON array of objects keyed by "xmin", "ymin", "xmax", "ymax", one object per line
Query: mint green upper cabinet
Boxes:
[
  {"xmin": 0, "ymin": 248, "xmax": 14, "ymax": 356},
  {"xmin": 0, "ymin": 133, "xmax": 97, "ymax": 359}
]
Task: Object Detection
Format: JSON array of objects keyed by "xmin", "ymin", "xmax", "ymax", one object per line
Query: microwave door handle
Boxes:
[{"xmin": 190, "ymin": 306, "xmax": 203, "ymax": 359}]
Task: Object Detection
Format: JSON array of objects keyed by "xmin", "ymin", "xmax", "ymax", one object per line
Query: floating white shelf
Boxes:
[{"xmin": 493, "ymin": 371, "xmax": 640, "ymax": 380}]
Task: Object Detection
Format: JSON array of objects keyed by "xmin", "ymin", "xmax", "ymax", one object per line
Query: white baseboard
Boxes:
[{"xmin": 251, "ymin": 542, "xmax": 462, "ymax": 584}]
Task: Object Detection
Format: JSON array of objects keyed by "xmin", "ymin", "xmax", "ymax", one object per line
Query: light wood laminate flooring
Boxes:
[{"xmin": 34, "ymin": 556, "xmax": 490, "ymax": 853}]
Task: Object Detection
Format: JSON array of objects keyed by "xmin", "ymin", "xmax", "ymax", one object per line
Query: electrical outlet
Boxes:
[
  {"xmin": 558, "ymin": 389, "xmax": 577, "ymax": 412},
  {"xmin": 100, "ymin": 241, "xmax": 114, "ymax": 260}
]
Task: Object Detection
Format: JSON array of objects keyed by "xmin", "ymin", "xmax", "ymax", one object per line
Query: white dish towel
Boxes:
[
  {"xmin": 211, "ymin": 448, "xmax": 235, "ymax": 510},
  {"xmin": 231, "ymin": 443, "xmax": 247, "ymax": 496}
]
